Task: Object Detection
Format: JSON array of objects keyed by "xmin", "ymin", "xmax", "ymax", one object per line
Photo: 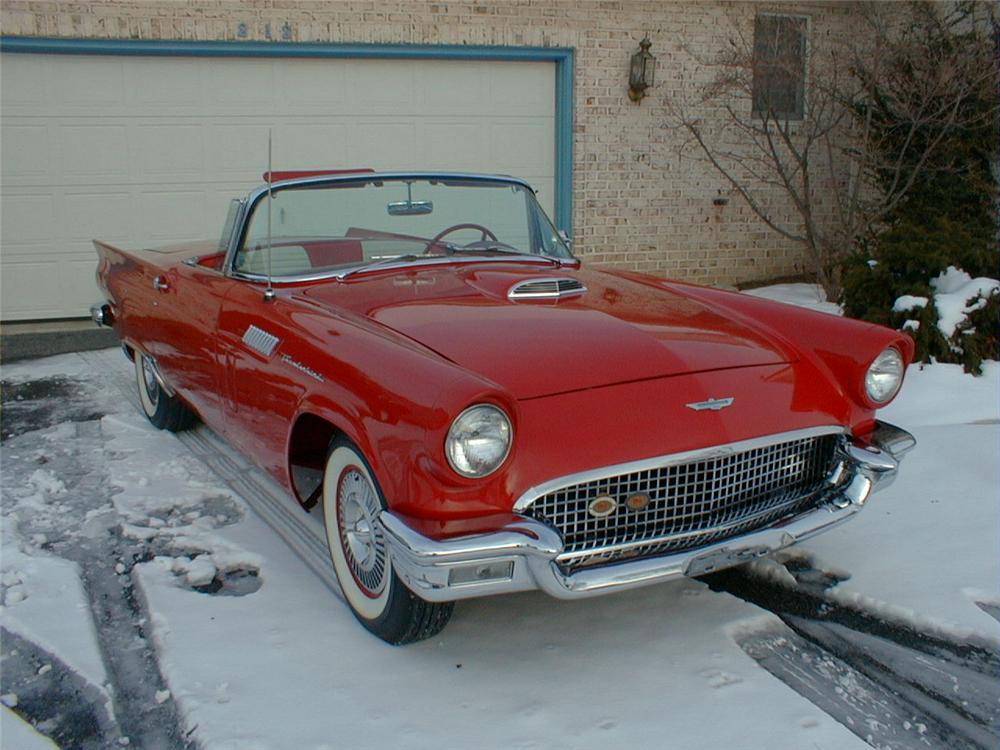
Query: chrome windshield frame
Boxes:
[{"xmin": 222, "ymin": 172, "xmax": 573, "ymax": 281}]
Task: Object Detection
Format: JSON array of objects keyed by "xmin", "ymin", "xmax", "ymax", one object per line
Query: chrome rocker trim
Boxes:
[{"xmin": 380, "ymin": 421, "xmax": 914, "ymax": 603}]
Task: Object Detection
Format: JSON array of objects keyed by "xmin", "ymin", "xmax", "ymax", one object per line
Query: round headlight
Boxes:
[
  {"xmin": 865, "ymin": 347, "xmax": 904, "ymax": 404},
  {"xmin": 445, "ymin": 404, "xmax": 512, "ymax": 478}
]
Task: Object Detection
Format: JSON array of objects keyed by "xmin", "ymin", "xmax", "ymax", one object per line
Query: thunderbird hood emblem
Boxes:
[{"xmin": 686, "ymin": 397, "xmax": 735, "ymax": 412}]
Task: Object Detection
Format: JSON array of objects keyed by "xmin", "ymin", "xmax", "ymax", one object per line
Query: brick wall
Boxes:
[{"xmin": 1, "ymin": 0, "xmax": 856, "ymax": 287}]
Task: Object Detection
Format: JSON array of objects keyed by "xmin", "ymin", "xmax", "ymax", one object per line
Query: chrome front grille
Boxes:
[{"xmin": 523, "ymin": 433, "xmax": 841, "ymax": 572}]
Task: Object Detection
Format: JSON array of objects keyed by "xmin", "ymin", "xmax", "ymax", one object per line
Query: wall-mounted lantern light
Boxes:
[{"xmin": 628, "ymin": 37, "xmax": 656, "ymax": 103}]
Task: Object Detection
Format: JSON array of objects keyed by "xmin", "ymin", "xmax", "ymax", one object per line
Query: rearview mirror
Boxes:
[{"xmin": 387, "ymin": 200, "xmax": 433, "ymax": 216}]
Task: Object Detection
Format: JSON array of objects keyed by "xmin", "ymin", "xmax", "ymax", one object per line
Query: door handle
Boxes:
[{"xmin": 153, "ymin": 276, "xmax": 170, "ymax": 291}]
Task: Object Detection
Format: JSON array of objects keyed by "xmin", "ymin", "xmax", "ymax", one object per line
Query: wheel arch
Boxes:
[{"xmin": 286, "ymin": 403, "xmax": 374, "ymax": 510}]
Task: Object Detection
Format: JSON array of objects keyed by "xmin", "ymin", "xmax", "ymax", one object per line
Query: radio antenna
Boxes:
[{"xmin": 264, "ymin": 128, "xmax": 275, "ymax": 302}]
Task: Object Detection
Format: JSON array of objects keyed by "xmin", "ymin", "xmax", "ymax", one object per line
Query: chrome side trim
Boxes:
[
  {"xmin": 512, "ymin": 425, "xmax": 847, "ymax": 512},
  {"xmin": 379, "ymin": 421, "xmax": 913, "ymax": 603},
  {"xmin": 231, "ymin": 254, "xmax": 563, "ymax": 285}
]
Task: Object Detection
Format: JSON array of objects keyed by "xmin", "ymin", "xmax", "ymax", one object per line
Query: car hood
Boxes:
[{"xmin": 299, "ymin": 264, "xmax": 795, "ymax": 399}]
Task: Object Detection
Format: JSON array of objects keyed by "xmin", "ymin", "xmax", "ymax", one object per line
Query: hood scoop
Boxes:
[{"xmin": 507, "ymin": 277, "xmax": 586, "ymax": 301}]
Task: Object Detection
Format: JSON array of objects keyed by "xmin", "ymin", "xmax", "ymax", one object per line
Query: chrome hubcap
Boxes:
[
  {"xmin": 338, "ymin": 469, "xmax": 387, "ymax": 595},
  {"xmin": 141, "ymin": 358, "xmax": 160, "ymax": 408}
]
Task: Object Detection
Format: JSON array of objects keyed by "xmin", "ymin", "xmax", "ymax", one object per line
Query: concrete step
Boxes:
[{"xmin": 1, "ymin": 319, "xmax": 119, "ymax": 362}]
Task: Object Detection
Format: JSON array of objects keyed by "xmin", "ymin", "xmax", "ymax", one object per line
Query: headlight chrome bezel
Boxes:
[
  {"xmin": 864, "ymin": 347, "xmax": 905, "ymax": 405},
  {"xmin": 445, "ymin": 404, "xmax": 513, "ymax": 479}
]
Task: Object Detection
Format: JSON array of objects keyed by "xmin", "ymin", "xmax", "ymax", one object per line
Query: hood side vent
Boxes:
[{"xmin": 508, "ymin": 277, "xmax": 587, "ymax": 301}]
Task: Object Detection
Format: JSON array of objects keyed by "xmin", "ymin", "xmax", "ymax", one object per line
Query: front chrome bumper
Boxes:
[{"xmin": 381, "ymin": 421, "xmax": 915, "ymax": 603}]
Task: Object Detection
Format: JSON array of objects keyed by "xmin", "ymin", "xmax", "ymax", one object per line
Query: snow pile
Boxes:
[
  {"xmin": 103, "ymin": 412, "xmax": 263, "ymax": 593},
  {"xmin": 891, "ymin": 295, "xmax": 928, "ymax": 313},
  {"xmin": 928, "ymin": 266, "xmax": 999, "ymax": 340}
]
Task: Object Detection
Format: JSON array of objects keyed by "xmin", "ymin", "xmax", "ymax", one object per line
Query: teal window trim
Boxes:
[{"xmin": 1, "ymin": 36, "xmax": 574, "ymax": 233}]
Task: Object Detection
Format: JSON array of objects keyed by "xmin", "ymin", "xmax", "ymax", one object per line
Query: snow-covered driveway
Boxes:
[{"xmin": 2, "ymin": 334, "xmax": 997, "ymax": 749}]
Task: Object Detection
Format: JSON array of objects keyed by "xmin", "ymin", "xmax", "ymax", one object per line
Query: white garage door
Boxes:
[{"xmin": 0, "ymin": 53, "xmax": 555, "ymax": 320}]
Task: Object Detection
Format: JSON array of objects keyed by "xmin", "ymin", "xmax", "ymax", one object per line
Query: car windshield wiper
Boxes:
[
  {"xmin": 335, "ymin": 254, "xmax": 419, "ymax": 281},
  {"xmin": 446, "ymin": 242, "xmax": 564, "ymax": 265}
]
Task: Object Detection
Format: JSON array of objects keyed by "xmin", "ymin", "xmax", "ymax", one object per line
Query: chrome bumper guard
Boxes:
[
  {"xmin": 90, "ymin": 302, "xmax": 112, "ymax": 327},
  {"xmin": 380, "ymin": 421, "xmax": 915, "ymax": 603}
]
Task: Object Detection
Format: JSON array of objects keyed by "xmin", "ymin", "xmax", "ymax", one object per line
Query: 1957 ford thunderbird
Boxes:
[{"xmin": 93, "ymin": 170, "xmax": 915, "ymax": 644}]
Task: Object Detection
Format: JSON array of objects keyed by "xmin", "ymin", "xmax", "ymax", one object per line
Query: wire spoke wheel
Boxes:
[
  {"xmin": 322, "ymin": 439, "xmax": 454, "ymax": 645},
  {"xmin": 337, "ymin": 467, "xmax": 388, "ymax": 597}
]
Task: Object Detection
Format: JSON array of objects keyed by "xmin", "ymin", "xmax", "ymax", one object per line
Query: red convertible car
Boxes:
[{"xmin": 93, "ymin": 171, "xmax": 915, "ymax": 644}]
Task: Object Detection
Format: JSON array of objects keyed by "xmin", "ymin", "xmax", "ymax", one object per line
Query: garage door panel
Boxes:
[
  {"xmin": 489, "ymin": 64, "xmax": 555, "ymax": 116},
  {"xmin": 2, "ymin": 195, "xmax": 58, "ymax": 243},
  {"xmin": 0, "ymin": 55, "xmax": 49, "ymax": 109},
  {"xmin": 1, "ymin": 124, "xmax": 51, "ymax": 179},
  {"xmin": 62, "ymin": 192, "xmax": 133, "ymax": 242},
  {"xmin": 279, "ymin": 123, "xmax": 351, "ymax": 171},
  {"xmin": 125, "ymin": 57, "xmax": 206, "ymax": 110},
  {"xmin": 276, "ymin": 60, "xmax": 351, "ymax": 111},
  {"xmin": 1, "ymin": 52, "xmax": 555, "ymax": 320},
  {"xmin": 59, "ymin": 125, "xmax": 129, "ymax": 178},
  {"xmin": 51, "ymin": 57, "xmax": 124, "ymax": 108},
  {"xmin": 414, "ymin": 122, "xmax": 487, "ymax": 170},
  {"xmin": 347, "ymin": 60, "xmax": 417, "ymax": 111},
  {"xmin": 415, "ymin": 64, "xmax": 488, "ymax": 110},
  {"xmin": 209, "ymin": 59, "xmax": 277, "ymax": 106},
  {"xmin": 132, "ymin": 124, "xmax": 206, "ymax": 179},
  {"xmin": 136, "ymin": 191, "xmax": 211, "ymax": 241},
  {"xmin": 349, "ymin": 122, "xmax": 417, "ymax": 168},
  {"xmin": 207, "ymin": 123, "xmax": 273, "ymax": 177},
  {"xmin": 61, "ymin": 257, "xmax": 103, "ymax": 313},
  {"xmin": 1, "ymin": 261, "xmax": 67, "ymax": 318}
]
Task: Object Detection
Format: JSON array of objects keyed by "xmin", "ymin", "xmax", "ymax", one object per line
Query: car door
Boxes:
[
  {"xmin": 216, "ymin": 281, "xmax": 310, "ymax": 481},
  {"xmin": 147, "ymin": 260, "xmax": 232, "ymax": 431}
]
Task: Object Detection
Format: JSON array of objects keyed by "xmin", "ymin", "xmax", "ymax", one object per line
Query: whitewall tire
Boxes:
[
  {"xmin": 132, "ymin": 349, "xmax": 196, "ymax": 432},
  {"xmin": 322, "ymin": 438, "xmax": 453, "ymax": 644}
]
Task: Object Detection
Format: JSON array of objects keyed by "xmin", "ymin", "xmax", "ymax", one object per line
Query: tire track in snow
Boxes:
[
  {"xmin": 708, "ymin": 566, "xmax": 1000, "ymax": 750},
  {"xmin": 1, "ymin": 411, "xmax": 196, "ymax": 749}
]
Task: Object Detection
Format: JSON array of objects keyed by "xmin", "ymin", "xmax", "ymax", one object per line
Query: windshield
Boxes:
[{"xmin": 233, "ymin": 177, "xmax": 572, "ymax": 278}]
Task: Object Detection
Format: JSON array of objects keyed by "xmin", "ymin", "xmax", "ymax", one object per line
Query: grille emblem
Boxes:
[
  {"xmin": 626, "ymin": 493, "xmax": 650, "ymax": 510},
  {"xmin": 686, "ymin": 397, "xmax": 735, "ymax": 412},
  {"xmin": 587, "ymin": 495, "xmax": 617, "ymax": 518}
]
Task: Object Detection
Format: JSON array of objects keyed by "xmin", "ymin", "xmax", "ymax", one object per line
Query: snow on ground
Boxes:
[
  {"xmin": 1, "ymin": 706, "xmax": 59, "ymax": 750},
  {"xmin": 801, "ymin": 360, "xmax": 1000, "ymax": 643},
  {"xmin": 747, "ymin": 286, "xmax": 1000, "ymax": 641},
  {"xmin": 1, "ymin": 526, "xmax": 109, "ymax": 696},
  {"xmin": 133, "ymin": 504, "xmax": 861, "ymax": 750},
  {"xmin": 2, "ymin": 283, "xmax": 997, "ymax": 749}
]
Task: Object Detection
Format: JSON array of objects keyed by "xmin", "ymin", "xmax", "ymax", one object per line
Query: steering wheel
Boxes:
[{"xmin": 426, "ymin": 223, "xmax": 497, "ymax": 253}]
